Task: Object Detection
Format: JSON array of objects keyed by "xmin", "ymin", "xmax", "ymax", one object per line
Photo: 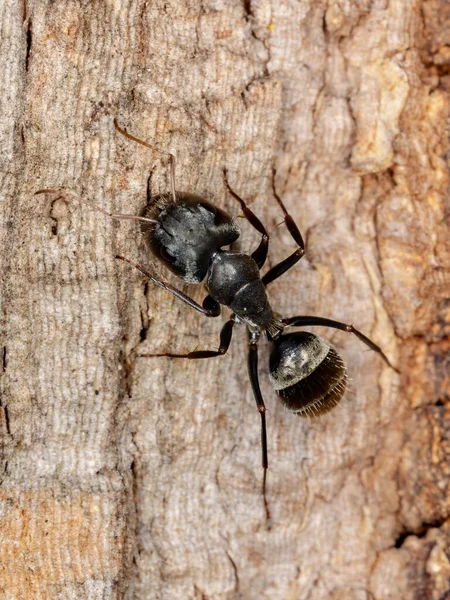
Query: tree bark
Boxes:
[{"xmin": 1, "ymin": 0, "xmax": 449, "ymax": 599}]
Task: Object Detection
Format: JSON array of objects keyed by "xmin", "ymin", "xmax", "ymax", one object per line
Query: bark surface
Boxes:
[{"xmin": 1, "ymin": 1, "xmax": 449, "ymax": 599}]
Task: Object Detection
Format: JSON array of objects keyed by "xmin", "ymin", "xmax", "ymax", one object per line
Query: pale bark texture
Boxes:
[{"xmin": 1, "ymin": 0, "xmax": 449, "ymax": 598}]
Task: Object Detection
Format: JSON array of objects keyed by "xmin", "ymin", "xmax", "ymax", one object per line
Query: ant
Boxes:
[{"xmin": 37, "ymin": 119, "xmax": 396, "ymax": 526}]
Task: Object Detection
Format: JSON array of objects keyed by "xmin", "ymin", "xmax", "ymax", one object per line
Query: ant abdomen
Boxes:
[{"xmin": 269, "ymin": 331, "xmax": 348, "ymax": 417}]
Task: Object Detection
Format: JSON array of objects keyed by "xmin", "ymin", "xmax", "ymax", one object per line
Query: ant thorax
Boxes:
[{"xmin": 206, "ymin": 251, "xmax": 280, "ymax": 336}]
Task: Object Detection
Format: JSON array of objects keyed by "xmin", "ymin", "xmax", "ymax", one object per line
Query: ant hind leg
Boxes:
[
  {"xmin": 283, "ymin": 315, "xmax": 398, "ymax": 371},
  {"xmin": 247, "ymin": 338, "xmax": 271, "ymax": 529}
]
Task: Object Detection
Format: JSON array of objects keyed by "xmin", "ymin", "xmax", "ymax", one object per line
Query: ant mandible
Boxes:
[{"xmin": 37, "ymin": 119, "xmax": 396, "ymax": 525}]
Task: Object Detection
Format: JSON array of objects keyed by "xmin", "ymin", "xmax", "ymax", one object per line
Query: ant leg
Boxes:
[
  {"xmin": 114, "ymin": 119, "xmax": 177, "ymax": 203},
  {"xmin": 116, "ymin": 255, "xmax": 221, "ymax": 317},
  {"xmin": 223, "ymin": 168, "xmax": 269, "ymax": 269},
  {"xmin": 247, "ymin": 337, "xmax": 271, "ymax": 528},
  {"xmin": 35, "ymin": 189, "xmax": 157, "ymax": 226},
  {"xmin": 262, "ymin": 168, "xmax": 305, "ymax": 287},
  {"xmin": 283, "ymin": 315, "xmax": 398, "ymax": 371},
  {"xmin": 138, "ymin": 316, "xmax": 236, "ymax": 359}
]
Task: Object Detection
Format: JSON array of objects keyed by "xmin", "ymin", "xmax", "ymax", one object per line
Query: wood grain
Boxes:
[{"xmin": 1, "ymin": 0, "xmax": 449, "ymax": 598}]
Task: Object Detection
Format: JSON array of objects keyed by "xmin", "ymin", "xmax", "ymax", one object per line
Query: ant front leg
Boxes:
[
  {"xmin": 138, "ymin": 316, "xmax": 236, "ymax": 359},
  {"xmin": 262, "ymin": 168, "xmax": 305, "ymax": 287},
  {"xmin": 223, "ymin": 169, "xmax": 269, "ymax": 269},
  {"xmin": 116, "ymin": 255, "xmax": 221, "ymax": 317},
  {"xmin": 283, "ymin": 315, "xmax": 398, "ymax": 371}
]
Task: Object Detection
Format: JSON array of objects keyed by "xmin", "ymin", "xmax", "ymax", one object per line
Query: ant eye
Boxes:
[{"xmin": 160, "ymin": 246, "xmax": 175, "ymax": 263}]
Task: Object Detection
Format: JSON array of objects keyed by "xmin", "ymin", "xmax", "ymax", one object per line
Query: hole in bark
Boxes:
[{"xmin": 395, "ymin": 517, "xmax": 449, "ymax": 548}]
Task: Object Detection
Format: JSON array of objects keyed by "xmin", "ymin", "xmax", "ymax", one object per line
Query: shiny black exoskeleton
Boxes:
[
  {"xmin": 269, "ymin": 332, "xmax": 347, "ymax": 417},
  {"xmin": 147, "ymin": 193, "xmax": 240, "ymax": 284},
  {"xmin": 37, "ymin": 119, "xmax": 396, "ymax": 525},
  {"xmin": 144, "ymin": 192, "xmax": 280, "ymax": 335}
]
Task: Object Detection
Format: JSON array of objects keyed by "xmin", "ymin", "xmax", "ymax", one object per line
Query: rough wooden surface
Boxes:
[{"xmin": 1, "ymin": 0, "xmax": 449, "ymax": 598}]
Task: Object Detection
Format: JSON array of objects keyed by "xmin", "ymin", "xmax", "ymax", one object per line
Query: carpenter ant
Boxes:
[{"xmin": 37, "ymin": 119, "xmax": 396, "ymax": 526}]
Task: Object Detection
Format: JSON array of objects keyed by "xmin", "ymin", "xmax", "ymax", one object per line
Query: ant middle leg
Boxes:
[
  {"xmin": 223, "ymin": 168, "xmax": 269, "ymax": 269},
  {"xmin": 262, "ymin": 168, "xmax": 305, "ymax": 287},
  {"xmin": 138, "ymin": 316, "xmax": 236, "ymax": 359}
]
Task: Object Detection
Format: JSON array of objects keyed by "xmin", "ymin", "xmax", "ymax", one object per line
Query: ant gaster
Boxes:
[{"xmin": 37, "ymin": 119, "xmax": 396, "ymax": 526}]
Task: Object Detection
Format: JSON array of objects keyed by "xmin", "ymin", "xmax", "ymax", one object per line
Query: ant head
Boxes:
[
  {"xmin": 146, "ymin": 193, "xmax": 241, "ymax": 284},
  {"xmin": 269, "ymin": 331, "xmax": 347, "ymax": 417}
]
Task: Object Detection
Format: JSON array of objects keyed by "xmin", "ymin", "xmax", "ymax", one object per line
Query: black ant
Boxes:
[{"xmin": 37, "ymin": 119, "xmax": 396, "ymax": 526}]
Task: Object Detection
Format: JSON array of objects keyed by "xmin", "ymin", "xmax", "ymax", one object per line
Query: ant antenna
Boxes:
[
  {"xmin": 113, "ymin": 119, "xmax": 177, "ymax": 204},
  {"xmin": 35, "ymin": 188, "xmax": 158, "ymax": 225},
  {"xmin": 36, "ymin": 119, "xmax": 178, "ymax": 221}
]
